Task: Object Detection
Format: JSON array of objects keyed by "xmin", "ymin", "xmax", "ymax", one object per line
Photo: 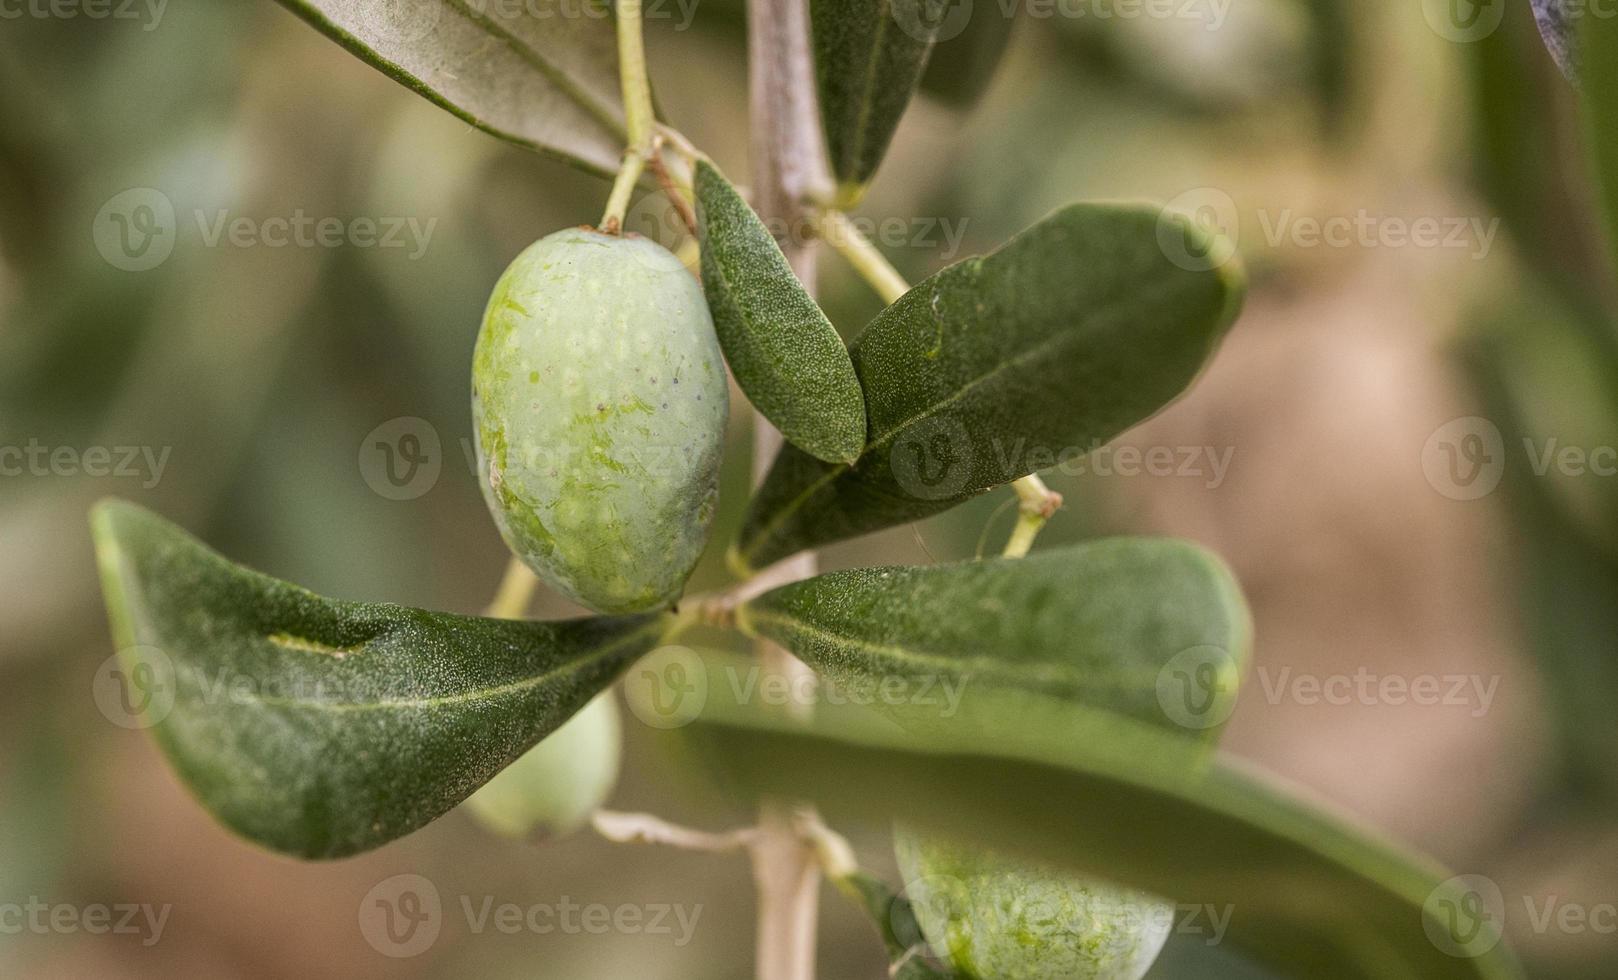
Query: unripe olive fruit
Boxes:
[
  {"xmin": 895, "ymin": 825, "xmax": 1174, "ymax": 980},
  {"xmin": 472, "ymin": 228, "xmax": 729, "ymax": 613},
  {"xmin": 464, "ymin": 693, "xmax": 622, "ymax": 840}
]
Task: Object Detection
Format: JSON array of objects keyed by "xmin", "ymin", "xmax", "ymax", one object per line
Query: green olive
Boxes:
[
  {"xmin": 895, "ymin": 825, "xmax": 1174, "ymax": 980},
  {"xmin": 464, "ymin": 694, "xmax": 621, "ymax": 840},
  {"xmin": 472, "ymin": 228, "xmax": 728, "ymax": 614}
]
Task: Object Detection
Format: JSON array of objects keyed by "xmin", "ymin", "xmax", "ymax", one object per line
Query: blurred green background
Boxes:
[{"xmin": 3, "ymin": 0, "xmax": 1617, "ymax": 976}]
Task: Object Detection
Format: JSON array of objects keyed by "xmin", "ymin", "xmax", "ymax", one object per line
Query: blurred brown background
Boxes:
[{"xmin": 3, "ymin": 0, "xmax": 1617, "ymax": 977}]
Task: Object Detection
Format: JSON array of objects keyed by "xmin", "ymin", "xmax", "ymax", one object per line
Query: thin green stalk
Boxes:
[
  {"xmin": 601, "ymin": 0, "xmax": 659, "ymax": 231},
  {"xmin": 816, "ymin": 208, "xmax": 909, "ymax": 304},
  {"xmin": 1004, "ymin": 474, "xmax": 1062, "ymax": 559},
  {"xmin": 484, "ymin": 557, "xmax": 539, "ymax": 619}
]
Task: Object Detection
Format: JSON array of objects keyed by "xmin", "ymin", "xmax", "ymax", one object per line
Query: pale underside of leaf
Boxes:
[{"xmin": 276, "ymin": 0, "xmax": 626, "ymax": 175}]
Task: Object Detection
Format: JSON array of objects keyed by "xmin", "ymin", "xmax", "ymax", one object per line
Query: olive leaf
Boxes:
[
  {"xmin": 694, "ymin": 160, "xmax": 866, "ymax": 465},
  {"xmin": 275, "ymin": 0, "xmax": 626, "ymax": 175},
  {"xmin": 812, "ymin": 0, "xmax": 947, "ymax": 201},
  {"xmin": 740, "ymin": 541, "xmax": 1245, "ymax": 974},
  {"xmin": 732, "ymin": 202, "xmax": 1244, "ymax": 574},
  {"xmin": 918, "ymin": 3, "xmax": 1014, "ymax": 108},
  {"xmin": 90, "ymin": 500, "xmax": 668, "ymax": 859},
  {"xmin": 678, "ymin": 691, "xmax": 1523, "ymax": 980},
  {"xmin": 738, "ymin": 539, "xmax": 1249, "ymax": 748}
]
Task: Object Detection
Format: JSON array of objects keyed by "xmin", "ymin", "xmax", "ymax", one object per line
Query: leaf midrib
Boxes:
[
  {"xmin": 743, "ymin": 606, "xmax": 1173, "ymax": 693},
  {"xmin": 189, "ymin": 618, "xmax": 665, "ymax": 714}
]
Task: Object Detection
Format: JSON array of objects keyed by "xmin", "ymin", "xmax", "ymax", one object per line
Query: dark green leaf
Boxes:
[
  {"xmin": 275, "ymin": 0, "xmax": 626, "ymax": 175},
  {"xmin": 694, "ymin": 160, "xmax": 866, "ymax": 464},
  {"xmin": 812, "ymin": 0, "xmax": 947, "ymax": 200},
  {"xmin": 918, "ymin": 4, "xmax": 1014, "ymax": 108},
  {"xmin": 740, "ymin": 540, "xmax": 1249, "ymax": 745},
  {"xmin": 1470, "ymin": 1, "xmax": 1608, "ymax": 304},
  {"xmin": 675, "ymin": 685, "xmax": 1523, "ymax": 980},
  {"xmin": 90, "ymin": 500, "xmax": 667, "ymax": 859},
  {"xmin": 732, "ymin": 203, "xmax": 1244, "ymax": 573}
]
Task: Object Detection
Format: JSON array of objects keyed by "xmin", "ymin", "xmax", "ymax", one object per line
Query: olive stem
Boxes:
[
  {"xmin": 484, "ymin": 557, "xmax": 539, "ymax": 619},
  {"xmin": 796, "ymin": 809, "xmax": 859, "ymax": 882},
  {"xmin": 818, "ymin": 208, "xmax": 1067, "ymax": 559},
  {"xmin": 593, "ymin": 810, "xmax": 760, "ymax": 852},
  {"xmin": 600, "ymin": 0, "xmax": 659, "ymax": 232},
  {"xmin": 815, "ymin": 208, "xmax": 910, "ymax": 305},
  {"xmin": 1004, "ymin": 474, "xmax": 1063, "ymax": 559}
]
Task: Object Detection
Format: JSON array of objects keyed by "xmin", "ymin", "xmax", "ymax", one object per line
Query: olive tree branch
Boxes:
[
  {"xmin": 593, "ymin": 810, "xmax": 761, "ymax": 852},
  {"xmin": 746, "ymin": 0, "xmax": 833, "ymax": 975}
]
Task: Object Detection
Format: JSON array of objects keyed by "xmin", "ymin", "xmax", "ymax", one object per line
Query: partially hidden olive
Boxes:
[
  {"xmin": 895, "ymin": 824, "xmax": 1174, "ymax": 980},
  {"xmin": 464, "ymin": 693, "xmax": 622, "ymax": 840}
]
